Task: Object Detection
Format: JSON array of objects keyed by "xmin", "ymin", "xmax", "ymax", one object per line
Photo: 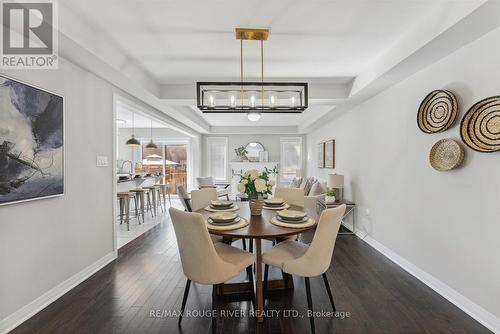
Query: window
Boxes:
[
  {"xmin": 206, "ymin": 137, "xmax": 228, "ymax": 182},
  {"xmin": 280, "ymin": 137, "xmax": 302, "ymax": 185}
]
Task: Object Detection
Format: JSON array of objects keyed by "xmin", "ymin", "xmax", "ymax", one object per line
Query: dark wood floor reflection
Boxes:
[{"xmin": 12, "ymin": 214, "xmax": 490, "ymax": 334}]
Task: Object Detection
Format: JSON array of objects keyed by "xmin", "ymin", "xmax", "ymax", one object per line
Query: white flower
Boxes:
[
  {"xmin": 255, "ymin": 178, "xmax": 267, "ymax": 192},
  {"xmin": 237, "ymin": 183, "xmax": 246, "ymax": 193},
  {"xmin": 248, "ymin": 169, "xmax": 260, "ymax": 180},
  {"xmin": 241, "ymin": 179, "xmax": 248, "ymax": 185},
  {"xmin": 268, "ymin": 180, "xmax": 275, "ymax": 187}
]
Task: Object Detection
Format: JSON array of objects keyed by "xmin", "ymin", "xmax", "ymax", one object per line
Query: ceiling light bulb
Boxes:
[
  {"xmin": 270, "ymin": 95, "xmax": 275, "ymax": 107},
  {"xmin": 247, "ymin": 112, "xmax": 261, "ymax": 122},
  {"xmin": 250, "ymin": 95, "xmax": 256, "ymax": 107},
  {"xmin": 230, "ymin": 95, "xmax": 236, "ymax": 107},
  {"xmin": 291, "ymin": 96, "xmax": 296, "ymax": 107},
  {"xmin": 209, "ymin": 95, "xmax": 215, "ymax": 107}
]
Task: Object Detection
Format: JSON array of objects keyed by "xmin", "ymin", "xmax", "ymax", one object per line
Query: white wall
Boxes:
[
  {"xmin": 306, "ymin": 26, "xmax": 500, "ymax": 326},
  {"xmin": 0, "ymin": 58, "xmax": 200, "ymax": 331}
]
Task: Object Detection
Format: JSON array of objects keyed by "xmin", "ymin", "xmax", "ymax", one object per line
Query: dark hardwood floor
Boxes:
[{"xmin": 12, "ymin": 212, "xmax": 490, "ymax": 334}]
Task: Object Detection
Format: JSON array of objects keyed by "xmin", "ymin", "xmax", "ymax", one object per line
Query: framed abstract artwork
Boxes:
[
  {"xmin": 317, "ymin": 142, "xmax": 325, "ymax": 168},
  {"xmin": 325, "ymin": 139, "xmax": 335, "ymax": 169},
  {"xmin": 0, "ymin": 74, "xmax": 64, "ymax": 206}
]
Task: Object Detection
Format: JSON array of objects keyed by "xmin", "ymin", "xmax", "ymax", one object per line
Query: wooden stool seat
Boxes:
[{"xmin": 117, "ymin": 192, "xmax": 135, "ymax": 197}]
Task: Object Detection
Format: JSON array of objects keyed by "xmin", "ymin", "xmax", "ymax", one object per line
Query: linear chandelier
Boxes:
[{"xmin": 196, "ymin": 28, "xmax": 308, "ymax": 121}]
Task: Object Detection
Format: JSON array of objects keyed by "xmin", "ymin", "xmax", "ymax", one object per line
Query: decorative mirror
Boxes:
[{"xmin": 245, "ymin": 142, "xmax": 265, "ymax": 161}]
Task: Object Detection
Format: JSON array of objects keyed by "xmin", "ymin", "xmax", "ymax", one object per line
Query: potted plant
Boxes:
[
  {"xmin": 237, "ymin": 167, "xmax": 276, "ymax": 215},
  {"xmin": 234, "ymin": 146, "xmax": 248, "ymax": 161},
  {"xmin": 325, "ymin": 188, "xmax": 336, "ymax": 204}
]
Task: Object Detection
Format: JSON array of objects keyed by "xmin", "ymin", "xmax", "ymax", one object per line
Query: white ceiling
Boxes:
[
  {"xmin": 116, "ymin": 103, "xmax": 168, "ymax": 129},
  {"xmin": 63, "ymin": 0, "xmax": 482, "ymax": 83},
  {"xmin": 61, "ymin": 0, "xmax": 487, "ymax": 130}
]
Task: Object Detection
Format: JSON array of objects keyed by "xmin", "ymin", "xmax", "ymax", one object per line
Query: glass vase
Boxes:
[{"xmin": 249, "ymin": 195, "xmax": 264, "ymax": 216}]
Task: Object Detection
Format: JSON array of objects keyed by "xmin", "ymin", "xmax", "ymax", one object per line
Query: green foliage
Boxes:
[
  {"xmin": 234, "ymin": 146, "xmax": 248, "ymax": 160},
  {"xmin": 238, "ymin": 167, "xmax": 278, "ymax": 199},
  {"xmin": 326, "ymin": 187, "xmax": 336, "ymax": 197}
]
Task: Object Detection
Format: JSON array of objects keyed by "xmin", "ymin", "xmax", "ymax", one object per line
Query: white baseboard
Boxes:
[
  {"xmin": 0, "ymin": 251, "xmax": 116, "ymax": 334},
  {"xmin": 361, "ymin": 234, "xmax": 500, "ymax": 334}
]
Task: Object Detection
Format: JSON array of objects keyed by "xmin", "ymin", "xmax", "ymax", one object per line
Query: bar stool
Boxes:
[
  {"xmin": 154, "ymin": 184, "xmax": 164, "ymax": 213},
  {"xmin": 117, "ymin": 192, "xmax": 138, "ymax": 231},
  {"xmin": 156, "ymin": 183, "xmax": 171, "ymax": 207},
  {"xmin": 131, "ymin": 188, "xmax": 154, "ymax": 221},
  {"xmin": 143, "ymin": 186, "xmax": 162, "ymax": 216}
]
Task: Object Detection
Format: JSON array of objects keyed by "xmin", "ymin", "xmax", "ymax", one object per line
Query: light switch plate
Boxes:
[{"xmin": 96, "ymin": 156, "xmax": 108, "ymax": 167}]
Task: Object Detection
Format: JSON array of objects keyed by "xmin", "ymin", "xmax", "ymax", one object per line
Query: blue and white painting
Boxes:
[{"xmin": 0, "ymin": 75, "xmax": 64, "ymax": 205}]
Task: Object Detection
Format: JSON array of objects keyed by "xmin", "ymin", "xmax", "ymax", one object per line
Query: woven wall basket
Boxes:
[
  {"xmin": 460, "ymin": 96, "xmax": 500, "ymax": 153},
  {"xmin": 418, "ymin": 90, "xmax": 458, "ymax": 133},
  {"xmin": 429, "ymin": 139, "xmax": 465, "ymax": 171}
]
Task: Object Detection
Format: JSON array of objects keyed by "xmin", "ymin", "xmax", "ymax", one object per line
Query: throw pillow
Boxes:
[{"xmin": 309, "ymin": 181, "xmax": 326, "ymax": 196}]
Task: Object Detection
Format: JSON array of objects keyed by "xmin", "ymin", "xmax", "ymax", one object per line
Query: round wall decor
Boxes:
[
  {"xmin": 417, "ymin": 90, "xmax": 458, "ymax": 133},
  {"xmin": 460, "ymin": 96, "xmax": 500, "ymax": 153},
  {"xmin": 429, "ymin": 139, "xmax": 465, "ymax": 171}
]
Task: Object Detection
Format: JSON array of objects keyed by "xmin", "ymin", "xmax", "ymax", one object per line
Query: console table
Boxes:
[{"xmin": 316, "ymin": 198, "xmax": 357, "ymax": 235}]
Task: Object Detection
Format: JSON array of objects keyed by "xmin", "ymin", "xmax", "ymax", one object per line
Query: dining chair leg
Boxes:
[
  {"xmin": 212, "ymin": 284, "xmax": 218, "ymax": 334},
  {"xmin": 178, "ymin": 278, "xmax": 191, "ymax": 326},
  {"xmin": 242, "ymin": 239, "xmax": 247, "ymax": 251},
  {"xmin": 304, "ymin": 277, "xmax": 315, "ymax": 334},
  {"xmin": 263, "ymin": 264, "xmax": 269, "ymax": 300},
  {"xmin": 249, "ymin": 238, "xmax": 253, "ymax": 253},
  {"xmin": 246, "ymin": 265, "xmax": 256, "ymax": 309},
  {"xmin": 322, "ymin": 273, "xmax": 336, "ymax": 312}
]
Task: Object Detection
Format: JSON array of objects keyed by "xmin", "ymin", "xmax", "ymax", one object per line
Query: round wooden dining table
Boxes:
[{"xmin": 196, "ymin": 202, "xmax": 318, "ymax": 323}]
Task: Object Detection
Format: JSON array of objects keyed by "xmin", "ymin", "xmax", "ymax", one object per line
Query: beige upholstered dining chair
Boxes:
[
  {"xmin": 169, "ymin": 208, "xmax": 255, "ymax": 334},
  {"xmin": 196, "ymin": 176, "xmax": 230, "ymax": 200},
  {"xmin": 190, "ymin": 188, "xmax": 249, "ymax": 248},
  {"xmin": 274, "ymin": 187, "xmax": 305, "ymax": 207},
  {"xmin": 190, "ymin": 188, "xmax": 223, "ymax": 244},
  {"xmin": 190, "ymin": 188, "xmax": 219, "ymax": 212},
  {"xmin": 262, "ymin": 205, "xmax": 346, "ymax": 334},
  {"xmin": 176, "ymin": 184, "xmax": 192, "ymax": 212}
]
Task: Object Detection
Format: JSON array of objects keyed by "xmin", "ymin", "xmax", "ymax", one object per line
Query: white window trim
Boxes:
[
  {"xmin": 206, "ymin": 136, "xmax": 229, "ymax": 183},
  {"xmin": 279, "ymin": 137, "xmax": 303, "ymax": 185}
]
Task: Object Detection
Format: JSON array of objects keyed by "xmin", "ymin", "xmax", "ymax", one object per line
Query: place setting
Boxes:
[
  {"xmin": 204, "ymin": 200, "xmax": 240, "ymax": 212},
  {"xmin": 262, "ymin": 197, "xmax": 291, "ymax": 210},
  {"xmin": 270, "ymin": 209, "xmax": 316, "ymax": 228},
  {"xmin": 206, "ymin": 211, "xmax": 249, "ymax": 231}
]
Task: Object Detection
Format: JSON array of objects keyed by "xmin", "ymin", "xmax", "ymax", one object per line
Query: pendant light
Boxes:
[
  {"xmin": 126, "ymin": 112, "xmax": 140, "ymax": 147},
  {"xmin": 145, "ymin": 120, "xmax": 158, "ymax": 149}
]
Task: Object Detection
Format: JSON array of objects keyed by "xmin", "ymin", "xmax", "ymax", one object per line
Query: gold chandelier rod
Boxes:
[
  {"xmin": 261, "ymin": 39, "xmax": 264, "ymax": 108},
  {"xmin": 235, "ymin": 28, "xmax": 270, "ymax": 109},
  {"xmin": 240, "ymin": 38, "xmax": 244, "ymax": 106}
]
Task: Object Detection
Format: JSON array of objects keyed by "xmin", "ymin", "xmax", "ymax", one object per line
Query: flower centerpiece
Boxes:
[{"xmin": 237, "ymin": 167, "xmax": 277, "ymax": 215}]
